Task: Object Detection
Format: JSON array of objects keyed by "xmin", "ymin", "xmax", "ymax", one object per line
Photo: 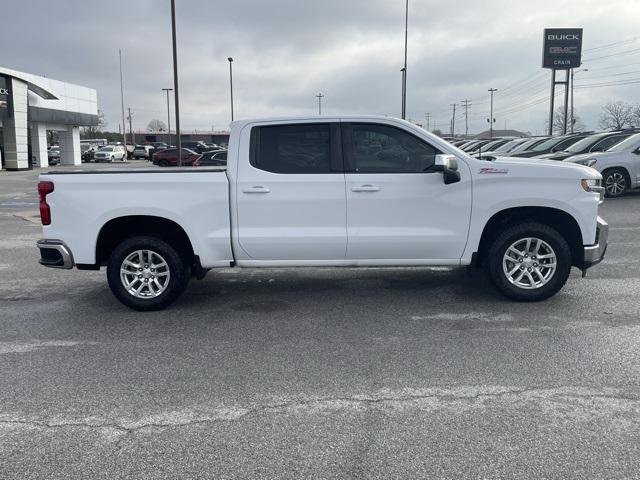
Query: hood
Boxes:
[
  {"xmin": 489, "ymin": 156, "xmax": 600, "ymax": 179},
  {"xmin": 537, "ymin": 151, "xmax": 572, "ymax": 160},
  {"xmin": 565, "ymin": 151, "xmax": 618, "ymax": 164}
]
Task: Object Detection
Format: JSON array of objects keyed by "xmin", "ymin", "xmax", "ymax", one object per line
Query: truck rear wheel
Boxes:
[
  {"xmin": 486, "ymin": 222, "xmax": 571, "ymax": 302},
  {"xmin": 107, "ymin": 236, "xmax": 190, "ymax": 311}
]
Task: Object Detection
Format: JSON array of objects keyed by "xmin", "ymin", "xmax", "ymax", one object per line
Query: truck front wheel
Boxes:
[
  {"xmin": 107, "ymin": 236, "xmax": 190, "ymax": 311},
  {"xmin": 486, "ymin": 222, "xmax": 571, "ymax": 302}
]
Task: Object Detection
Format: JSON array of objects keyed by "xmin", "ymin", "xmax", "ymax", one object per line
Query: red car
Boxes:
[{"xmin": 152, "ymin": 148, "xmax": 201, "ymax": 167}]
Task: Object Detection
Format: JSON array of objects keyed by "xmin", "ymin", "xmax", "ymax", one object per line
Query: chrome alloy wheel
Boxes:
[
  {"xmin": 605, "ymin": 172, "xmax": 626, "ymax": 196},
  {"xmin": 120, "ymin": 249, "xmax": 171, "ymax": 298},
  {"xmin": 502, "ymin": 237, "xmax": 557, "ymax": 290}
]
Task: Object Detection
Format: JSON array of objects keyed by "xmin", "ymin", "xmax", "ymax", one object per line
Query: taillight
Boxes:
[{"xmin": 38, "ymin": 181, "xmax": 54, "ymax": 225}]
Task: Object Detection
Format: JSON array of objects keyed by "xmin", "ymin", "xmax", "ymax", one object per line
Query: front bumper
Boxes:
[
  {"xmin": 37, "ymin": 240, "xmax": 74, "ymax": 269},
  {"xmin": 583, "ymin": 217, "xmax": 608, "ymax": 270}
]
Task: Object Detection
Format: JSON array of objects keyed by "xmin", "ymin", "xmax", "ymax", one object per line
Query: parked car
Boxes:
[
  {"xmin": 537, "ymin": 131, "xmax": 635, "ymax": 161},
  {"xmin": 468, "ymin": 138, "xmax": 513, "ymax": 155},
  {"xmin": 93, "ymin": 145, "xmax": 127, "ymax": 163},
  {"xmin": 477, "ymin": 138, "xmax": 532, "ymax": 159},
  {"xmin": 36, "ymin": 115, "xmax": 607, "ymax": 311},
  {"xmin": 152, "ymin": 142, "xmax": 170, "ymax": 151},
  {"xmin": 180, "ymin": 141, "xmax": 210, "ymax": 153},
  {"xmin": 509, "ymin": 133, "xmax": 591, "ymax": 158},
  {"xmin": 81, "ymin": 144, "xmax": 97, "ymax": 162},
  {"xmin": 152, "ymin": 148, "xmax": 200, "ymax": 167},
  {"xmin": 132, "ymin": 145, "xmax": 152, "ymax": 159},
  {"xmin": 47, "ymin": 147, "xmax": 61, "ymax": 166},
  {"xmin": 125, "ymin": 144, "xmax": 135, "ymax": 160},
  {"xmin": 193, "ymin": 150, "xmax": 227, "ymax": 166},
  {"xmin": 566, "ymin": 132, "xmax": 640, "ymax": 197}
]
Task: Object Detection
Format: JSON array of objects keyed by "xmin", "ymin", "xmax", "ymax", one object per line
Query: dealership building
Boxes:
[{"xmin": 0, "ymin": 67, "xmax": 98, "ymax": 170}]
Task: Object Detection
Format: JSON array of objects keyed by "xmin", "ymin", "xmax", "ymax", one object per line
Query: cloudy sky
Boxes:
[{"xmin": 3, "ymin": 0, "xmax": 640, "ymax": 135}]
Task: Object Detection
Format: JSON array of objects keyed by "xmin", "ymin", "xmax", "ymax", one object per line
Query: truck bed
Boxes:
[{"xmin": 40, "ymin": 168, "xmax": 233, "ymax": 268}]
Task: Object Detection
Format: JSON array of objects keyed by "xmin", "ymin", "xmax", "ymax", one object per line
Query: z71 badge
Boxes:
[{"xmin": 479, "ymin": 167, "xmax": 509, "ymax": 174}]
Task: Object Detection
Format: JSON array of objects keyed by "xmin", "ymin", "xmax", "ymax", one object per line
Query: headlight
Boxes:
[
  {"xmin": 581, "ymin": 178, "xmax": 600, "ymax": 192},
  {"xmin": 575, "ymin": 158, "xmax": 597, "ymax": 167},
  {"xmin": 581, "ymin": 178, "xmax": 605, "ymax": 203}
]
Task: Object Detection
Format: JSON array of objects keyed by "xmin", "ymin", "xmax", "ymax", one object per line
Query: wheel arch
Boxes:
[
  {"xmin": 95, "ymin": 215, "xmax": 195, "ymax": 267},
  {"xmin": 476, "ymin": 206, "xmax": 584, "ymax": 268}
]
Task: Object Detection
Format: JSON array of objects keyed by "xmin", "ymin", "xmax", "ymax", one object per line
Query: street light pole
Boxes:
[
  {"xmin": 119, "ymin": 49, "xmax": 127, "ymax": 150},
  {"xmin": 315, "ymin": 93, "xmax": 324, "ymax": 115},
  {"xmin": 401, "ymin": 0, "xmax": 408, "ymax": 119},
  {"xmin": 228, "ymin": 57, "xmax": 234, "ymax": 122},
  {"xmin": 162, "ymin": 88, "xmax": 173, "ymax": 145},
  {"xmin": 488, "ymin": 88, "xmax": 498, "ymax": 138},
  {"xmin": 170, "ymin": 0, "xmax": 182, "ymax": 166}
]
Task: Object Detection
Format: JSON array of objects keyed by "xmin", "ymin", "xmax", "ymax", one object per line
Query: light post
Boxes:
[
  {"xmin": 487, "ymin": 88, "xmax": 497, "ymax": 138},
  {"xmin": 315, "ymin": 93, "xmax": 324, "ymax": 115},
  {"xmin": 119, "ymin": 49, "xmax": 127, "ymax": 149},
  {"xmin": 170, "ymin": 0, "xmax": 182, "ymax": 166},
  {"xmin": 571, "ymin": 68, "xmax": 588, "ymax": 133},
  {"xmin": 228, "ymin": 57, "xmax": 234, "ymax": 122},
  {"xmin": 162, "ymin": 88, "xmax": 173, "ymax": 145},
  {"xmin": 401, "ymin": 0, "xmax": 408, "ymax": 119}
]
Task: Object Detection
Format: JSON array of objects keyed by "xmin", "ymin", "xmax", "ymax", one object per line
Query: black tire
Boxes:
[
  {"xmin": 602, "ymin": 168, "xmax": 629, "ymax": 198},
  {"xmin": 486, "ymin": 222, "xmax": 572, "ymax": 302},
  {"xmin": 107, "ymin": 236, "xmax": 190, "ymax": 311},
  {"xmin": 158, "ymin": 160, "xmax": 169, "ymax": 167}
]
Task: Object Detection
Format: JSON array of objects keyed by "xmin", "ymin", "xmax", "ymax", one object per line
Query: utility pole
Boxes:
[
  {"xmin": 425, "ymin": 112, "xmax": 431, "ymax": 131},
  {"xmin": 316, "ymin": 93, "xmax": 324, "ymax": 115},
  {"xmin": 570, "ymin": 68, "xmax": 588, "ymax": 133},
  {"xmin": 450, "ymin": 103, "xmax": 457, "ymax": 136},
  {"xmin": 170, "ymin": 0, "xmax": 182, "ymax": 166},
  {"xmin": 162, "ymin": 88, "xmax": 173, "ymax": 144},
  {"xmin": 460, "ymin": 99, "xmax": 471, "ymax": 137},
  {"xmin": 487, "ymin": 88, "xmax": 498, "ymax": 138},
  {"xmin": 127, "ymin": 107, "xmax": 133, "ymax": 147},
  {"xmin": 228, "ymin": 57, "xmax": 234, "ymax": 122},
  {"xmin": 119, "ymin": 49, "xmax": 127, "ymax": 148},
  {"xmin": 401, "ymin": 0, "xmax": 408, "ymax": 119}
]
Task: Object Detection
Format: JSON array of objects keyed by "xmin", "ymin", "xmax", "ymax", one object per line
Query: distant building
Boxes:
[
  {"xmin": 132, "ymin": 130, "xmax": 230, "ymax": 146},
  {"xmin": 474, "ymin": 129, "xmax": 530, "ymax": 139},
  {"xmin": 0, "ymin": 67, "xmax": 98, "ymax": 170}
]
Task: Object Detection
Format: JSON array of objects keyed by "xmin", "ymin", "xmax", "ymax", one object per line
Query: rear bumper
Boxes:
[
  {"xmin": 37, "ymin": 240, "xmax": 74, "ymax": 269},
  {"xmin": 583, "ymin": 217, "xmax": 608, "ymax": 269}
]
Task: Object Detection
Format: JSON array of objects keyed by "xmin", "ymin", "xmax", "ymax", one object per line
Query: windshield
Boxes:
[
  {"xmin": 511, "ymin": 138, "xmax": 545, "ymax": 152},
  {"xmin": 530, "ymin": 136, "xmax": 566, "ymax": 152},
  {"xmin": 565, "ymin": 134, "xmax": 607, "ymax": 153},
  {"xmin": 607, "ymin": 132, "xmax": 640, "ymax": 152},
  {"xmin": 99, "ymin": 147, "xmax": 113, "ymax": 152},
  {"xmin": 496, "ymin": 139, "xmax": 525, "ymax": 152}
]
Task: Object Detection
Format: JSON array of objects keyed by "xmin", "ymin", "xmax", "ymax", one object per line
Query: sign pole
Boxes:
[
  {"xmin": 548, "ymin": 69, "xmax": 556, "ymax": 136},
  {"xmin": 562, "ymin": 69, "xmax": 570, "ymax": 134}
]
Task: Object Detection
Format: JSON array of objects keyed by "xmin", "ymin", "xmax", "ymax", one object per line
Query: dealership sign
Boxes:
[
  {"xmin": 542, "ymin": 28, "xmax": 583, "ymax": 69},
  {"xmin": 0, "ymin": 76, "xmax": 11, "ymax": 117}
]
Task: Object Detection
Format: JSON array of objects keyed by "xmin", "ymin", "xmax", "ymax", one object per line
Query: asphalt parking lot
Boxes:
[{"xmin": 1, "ymin": 164, "xmax": 639, "ymax": 479}]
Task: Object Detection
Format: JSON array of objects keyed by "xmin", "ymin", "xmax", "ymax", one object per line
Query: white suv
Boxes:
[
  {"xmin": 566, "ymin": 132, "xmax": 640, "ymax": 197},
  {"xmin": 93, "ymin": 145, "xmax": 127, "ymax": 163}
]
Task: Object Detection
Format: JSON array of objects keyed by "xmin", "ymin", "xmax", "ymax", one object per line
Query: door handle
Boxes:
[
  {"xmin": 351, "ymin": 184, "xmax": 380, "ymax": 192},
  {"xmin": 243, "ymin": 186, "xmax": 271, "ymax": 194}
]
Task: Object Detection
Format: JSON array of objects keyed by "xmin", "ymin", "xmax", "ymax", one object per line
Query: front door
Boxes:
[
  {"xmin": 342, "ymin": 122, "xmax": 472, "ymax": 262},
  {"xmin": 236, "ymin": 122, "xmax": 347, "ymax": 261}
]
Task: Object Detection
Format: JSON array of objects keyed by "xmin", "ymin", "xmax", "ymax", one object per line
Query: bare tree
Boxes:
[
  {"xmin": 632, "ymin": 104, "xmax": 640, "ymax": 128},
  {"xmin": 598, "ymin": 101, "xmax": 634, "ymax": 130},
  {"xmin": 546, "ymin": 106, "xmax": 585, "ymax": 134},
  {"xmin": 81, "ymin": 110, "xmax": 107, "ymax": 136},
  {"xmin": 147, "ymin": 119, "xmax": 167, "ymax": 132}
]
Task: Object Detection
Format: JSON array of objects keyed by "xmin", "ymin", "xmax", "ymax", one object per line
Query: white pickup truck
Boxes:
[{"xmin": 36, "ymin": 116, "xmax": 608, "ymax": 310}]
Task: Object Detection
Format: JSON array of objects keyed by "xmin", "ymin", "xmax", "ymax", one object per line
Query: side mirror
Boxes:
[{"xmin": 433, "ymin": 154, "xmax": 461, "ymax": 185}]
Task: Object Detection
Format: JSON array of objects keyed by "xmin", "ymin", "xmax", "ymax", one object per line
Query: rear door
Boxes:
[
  {"xmin": 235, "ymin": 122, "xmax": 347, "ymax": 261},
  {"xmin": 342, "ymin": 122, "xmax": 472, "ymax": 262}
]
